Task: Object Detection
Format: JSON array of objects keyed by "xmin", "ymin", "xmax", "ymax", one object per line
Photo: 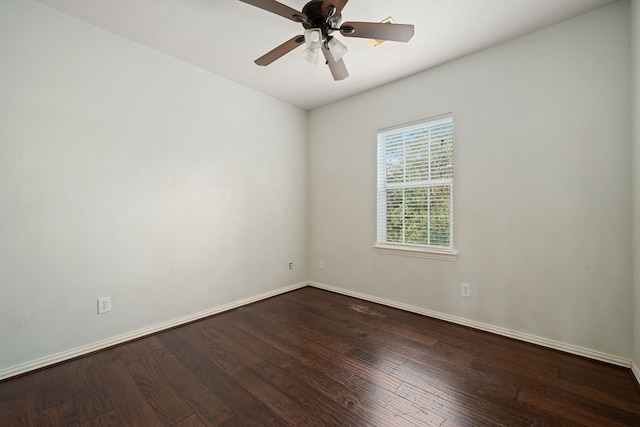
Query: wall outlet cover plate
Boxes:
[{"xmin": 98, "ymin": 297, "xmax": 111, "ymax": 314}]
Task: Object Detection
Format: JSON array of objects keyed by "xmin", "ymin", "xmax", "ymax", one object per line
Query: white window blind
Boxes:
[{"xmin": 376, "ymin": 115, "xmax": 454, "ymax": 250}]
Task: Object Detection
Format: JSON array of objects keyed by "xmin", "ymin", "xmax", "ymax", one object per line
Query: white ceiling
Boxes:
[{"xmin": 34, "ymin": 0, "xmax": 618, "ymax": 110}]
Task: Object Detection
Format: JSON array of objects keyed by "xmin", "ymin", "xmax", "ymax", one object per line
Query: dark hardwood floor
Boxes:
[{"xmin": 1, "ymin": 287, "xmax": 639, "ymax": 426}]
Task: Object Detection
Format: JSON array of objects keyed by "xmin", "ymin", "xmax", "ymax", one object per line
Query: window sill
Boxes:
[{"xmin": 373, "ymin": 244, "xmax": 458, "ymax": 261}]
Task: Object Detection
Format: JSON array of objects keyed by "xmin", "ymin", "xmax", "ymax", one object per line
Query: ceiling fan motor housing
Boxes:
[{"xmin": 301, "ymin": 0, "xmax": 342, "ymax": 35}]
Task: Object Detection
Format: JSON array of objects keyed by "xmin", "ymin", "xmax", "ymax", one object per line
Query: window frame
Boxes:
[{"xmin": 374, "ymin": 114, "xmax": 457, "ymax": 261}]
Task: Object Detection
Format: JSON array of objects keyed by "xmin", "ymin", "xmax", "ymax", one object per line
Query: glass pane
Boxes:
[
  {"xmin": 386, "ymin": 189, "xmax": 404, "ymax": 243},
  {"xmin": 404, "ymin": 128, "xmax": 429, "ymax": 182},
  {"xmin": 385, "ymin": 135, "xmax": 405, "ymax": 184},
  {"xmin": 430, "ymin": 137, "xmax": 453, "ymax": 180},
  {"xmin": 428, "ymin": 185, "xmax": 451, "ymax": 246},
  {"xmin": 403, "ymin": 187, "xmax": 428, "ymax": 244}
]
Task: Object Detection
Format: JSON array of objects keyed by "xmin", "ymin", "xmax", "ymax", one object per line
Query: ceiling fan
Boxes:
[{"xmin": 238, "ymin": 0, "xmax": 415, "ymax": 80}]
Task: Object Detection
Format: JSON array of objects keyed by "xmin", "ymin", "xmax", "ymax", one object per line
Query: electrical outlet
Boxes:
[
  {"xmin": 461, "ymin": 283, "xmax": 471, "ymax": 298},
  {"xmin": 97, "ymin": 297, "xmax": 111, "ymax": 314},
  {"xmin": 319, "ymin": 260, "xmax": 324, "ymax": 269},
  {"xmin": 289, "ymin": 262, "xmax": 294, "ymax": 270}
]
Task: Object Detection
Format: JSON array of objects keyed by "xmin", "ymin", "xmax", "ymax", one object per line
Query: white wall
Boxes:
[
  {"xmin": 309, "ymin": 2, "xmax": 632, "ymax": 358},
  {"xmin": 632, "ymin": 0, "xmax": 640, "ymax": 372},
  {"xmin": 0, "ymin": 0, "xmax": 307, "ymax": 374}
]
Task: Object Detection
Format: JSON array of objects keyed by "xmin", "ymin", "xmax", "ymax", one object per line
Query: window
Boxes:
[{"xmin": 375, "ymin": 114, "xmax": 455, "ymax": 260}]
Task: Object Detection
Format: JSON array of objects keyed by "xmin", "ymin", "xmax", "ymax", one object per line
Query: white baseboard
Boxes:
[
  {"xmin": 632, "ymin": 361, "xmax": 640, "ymax": 386},
  {"xmin": 0, "ymin": 281, "xmax": 308, "ymax": 381},
  {"xmin": 2, "ymin": 280, "xmax": 634, "ymax": 381},
  {"xmin": 309, "ymin": 281, "xmax": 633, "ymax": 369}
]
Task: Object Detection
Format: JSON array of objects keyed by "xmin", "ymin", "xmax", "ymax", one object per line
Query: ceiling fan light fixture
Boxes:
[
  {"xmin": 304, "ymin": 29, "xmax": 323, "ymax": 49},
  {"xmin": 300, "ymin": 46, "xmax": 320, "ymax": 65},
  {"xmin": 328, "ymin": 37, "xmax": 348, "ymax": 62}
]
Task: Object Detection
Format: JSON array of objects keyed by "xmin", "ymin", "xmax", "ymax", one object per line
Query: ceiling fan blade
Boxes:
[
  {"xmin": 255, "ymin": 35, "xmax": 305, "ymax": 66},
  {"xmin": 321, "ymin": 0, "xmax": 349, "ymax": 18},
  {"xmin": 340, "ymin": 21, "xmax": 415, "ymax": 42},
  {"xmin": 321, "ymin": 45, "xmax": 349, "ymax": 81},
  {"xmin": 238, "ymin": 0, "xmax": 306, "ymax": 23}
]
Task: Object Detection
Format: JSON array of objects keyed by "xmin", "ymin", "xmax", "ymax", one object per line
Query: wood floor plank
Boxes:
[
  {"xmin": 0, "ymin": 390, "xmax": 37, "ymax": 426},
  {"xmin": 171, "ymin": 413, "xmax": 206, "ymax": 427},
  {"xmin": 150, "ymin": 338, "xmax": 233, "ymax": 426},
  {"xmin": 558, "ymin": 358, "xmax": 640, "ymax": 399},
  {"xmin": 2, "ymin": 287, "xmax": 639, "ymax": 426},
  {"xmin": 175, "ymin": 326, "xmax": 246, "ymax": 374},
  {"xmin": 163, "ymin": 339, "xmax": 288, "ymax": 426},
  {"xmin": 277, "ymin": 328, "xmax": 405, "ymax": 392},
  {"xmin": 342, "ymin": 374, "xmax": 445, "ymax": 426},
  {"xmin": 301, "ymin": 287, "xmax": 531, "ymax": 355},
  {"xmin": 250, "ymin": 298, "xmax": 354, "ymax": 353},
  {"xmin": 278, "ymin": 357, "xmax": 404, "ymax": 426},
  {"xmin": 251, "ymin": 359, "xmax": 365, "ymax": 425},
  {"xmin": 38, "ymin": 400, "xmax": 79, "ymax": 426},
  {"xmin": 78, "ymin": 409, "xmax": 120, "ymax": 427},
  {"xmin": 225, "ymin": 363, "xmax": 326, "ymax": 426},
  {"xmin": 281, "ymin": 291, "xmax": 478, "ymax": 379},
  {"xmin": 398, "ymin": 356, "xmax": 516, "ymax": 400},
  {"xmin": 228, "ymin": 316, "xmax": 318, "ymax": 368},
  {"xmin": 281, "ymin": 288, "xmax": 440, "ymax": 347},
  {"xmin": 215, "ymin": 324, "xmax": 292, "ymax": 367},
  {"xmin": 396, "ymin": 379, "xmax": 544, "ymax": 427},
  {"xmin": 0, "ymin": 372, "xmax": 35, "ymax": 400},
  {"xmin": 517, "ymin": 381, "xmax": 640, "ymax": 426},
  {"xmin": 116, "ymin": 336, "xmax": 176, "ymax": 366},
  {"xmin": 297, "ymin": 288, "xmax": 557, "ymax": 381},
  {"xmin": 154, "ymin": 328, "xmax": 211, "ymax": 372},
  {"xmin": 63, "ymin": 356, "xmax": 114, "ymax": 423},
  {"xmin": 126, "ymin": 356, "xmax": 195, "ymax": 425},
  {"xmin": 36, "ymin": 362, "xmax": 73, "ymax": 411},
  {"xmin": 98, "ymin": 359, "xmax": 163, "ymax": 426},
  {"xmin": 233, "ymin": 315, "xmax": 357, "ymax": 386},
  {"xmin": 473, "ymin": 357, "xmax": 640, "ymax": 417},
  {"xmin": 556, "ymin": 373, "xmax": 640, "ymax": 415}
]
